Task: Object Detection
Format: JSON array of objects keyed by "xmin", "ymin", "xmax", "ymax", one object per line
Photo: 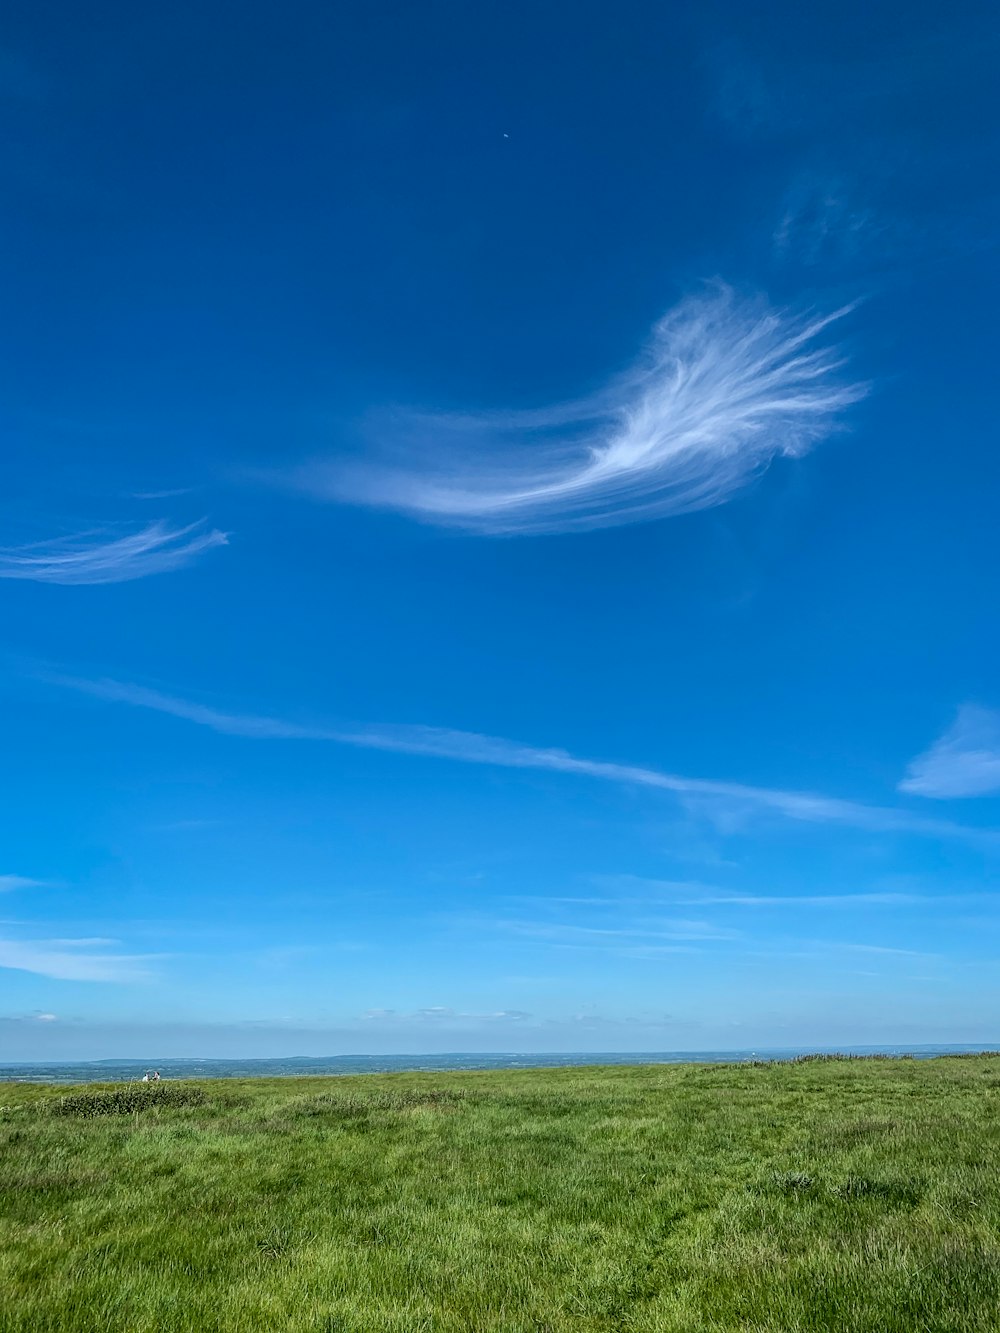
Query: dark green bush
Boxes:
[{"xmin": 48, "ymin": 1083, "xmax": 207, "ymax": 1118}]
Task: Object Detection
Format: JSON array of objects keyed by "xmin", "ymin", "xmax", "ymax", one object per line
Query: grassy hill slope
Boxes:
[{"xmin": 2, "ymin": 1055, "xmax": 999, "ymax": 1331}]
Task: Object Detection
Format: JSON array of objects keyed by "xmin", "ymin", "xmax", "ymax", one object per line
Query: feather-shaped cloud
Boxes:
[{"xmin": 301, "ymin": 286, "xmax": 865, "ymax": 534}]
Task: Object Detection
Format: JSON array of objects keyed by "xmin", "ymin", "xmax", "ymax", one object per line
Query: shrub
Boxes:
[{"xmin": 48, "ymin": 1083, "xmax": 207, "ymax": 1118}]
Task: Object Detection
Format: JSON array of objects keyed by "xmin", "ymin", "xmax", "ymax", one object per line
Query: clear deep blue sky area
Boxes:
[{"xmin": 2, "ymin": 1, "xmax": 999, "ymax": 1059}]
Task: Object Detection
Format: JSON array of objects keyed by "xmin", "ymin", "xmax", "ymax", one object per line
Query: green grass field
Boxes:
[{"xmin": 2, "ymin": 1055, "xmax": 999, "ymax": 1331}]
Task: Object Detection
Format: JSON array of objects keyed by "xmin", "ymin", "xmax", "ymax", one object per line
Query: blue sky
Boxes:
[{"xmin": 3, "ymin": 1, "xmax": 1000, "ymax": 1059}]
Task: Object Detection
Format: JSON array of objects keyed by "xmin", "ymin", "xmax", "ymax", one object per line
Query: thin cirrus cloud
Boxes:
[
  {"xmin": 43, "ymin": 673, "xmax": 998, "ymax": 847},
  {"xmin": 474, "ymin": 914, "xmax": 931, "ymax": 963},
  {"xmin": 0, "ymin": 875, "xmax": 48, "ymax": 893},
  {"xmin": 0, "ymin": 519, "xmax": 227, "ymax": 585},
  {"xmin": 772, "ymin": 174, "xmax": 876, "ymax": 266},
  {"xmin": 495, "ymin": 919, "xmax": 736, "ymax": 947},
  {"xmin": 577, "ymin": 874, "xmax": 984, "ymax": 909},
  {"xmin": 535, "ymin": 888, "xmax": 937, "ymax": 909},
  {"xmin": 900, "ymin": 705, "xmax": 1000, "ymax": 798},
  {"xmin": 361, "ymin": 1007, "xmax": 533, "ymax": 1025},
  {"xmin": 297, "ymin": 286, "xmax": 866, "ymax": 535},
  {"xmin": 0, "ymin": 935, "xmax": 155, "ymax": 982}
]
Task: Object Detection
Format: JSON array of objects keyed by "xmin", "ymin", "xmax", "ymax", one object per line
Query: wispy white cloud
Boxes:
[
  {"xmin": 496, "ymin": 918, "xmax": 735, "ymax": 946},
  {"xmin": 130, "ymin": 488, "xmax": 197, "ymax": 500},
  {"xmin": 737, "ymin": 940, "xmax": 938, "ymax": 963},
  {"xmin": 472, "ymin": 911, "xmax": 934, "ymax": 965},
  {"xmin": 536, "ymin": 887, "xmax": 933, "ymax": 909},
  {"xmin": 46, "ymin": 675, "xmax": 333, "ymax": 738},
  {"xmin": 579, "ymin": 874, "xmax": 988, "ymax": 909},
  {"xmin": 474, "ymin": 915, "xmax": 728, "ymax": 958},
  {"xmin": 773, "ymin": 173, "xmax": 876, "ymax": 265},
  {"xmin": 840, "ymin": 942, "xmax": 930, "ymax": 958},
  {"xmin": 0, "ymin": 519, "xmax": 227, "ymax": 585},
  {"xmin": 44, "ymin": 674, "xmax": 999, "ymax": 846},
  {"xmin": 0, "ymin": 875, "xmax": 47, "ymax": 893},
  {"xmin": 900, "ymin": 705, "xmax": 1000, "ymax": 798},
  {"xmin": 360, "ymin": 1006, "xmax": 532, "ymax": 1024},
  {"xmin": 43, "ymin": 937, "xmax": 121, "ymax": 948},
  {"xmin": 0, "ymin": 936, "xmax": 155, "ymax": 982},
  {"xmin": 701, "ymin": 893, "xmax": 921, "ymax": 907},
  {"xmin": 295, "ymin": 286, "xmax": 865, "ymax": 534}
]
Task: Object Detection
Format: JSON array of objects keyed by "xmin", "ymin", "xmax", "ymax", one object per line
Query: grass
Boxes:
[{"xmin": 2, "ymin": 1055, "xmax": 1000, "ymax": 1331}]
